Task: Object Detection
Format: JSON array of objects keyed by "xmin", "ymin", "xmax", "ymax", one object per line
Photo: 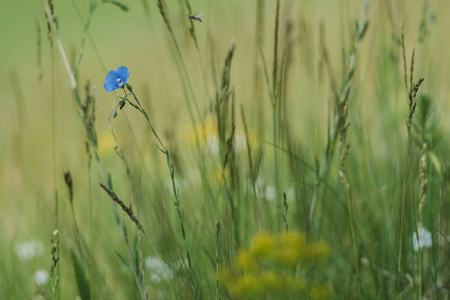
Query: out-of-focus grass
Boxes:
[{"xmin": 1, "ymin": 0, "xmax": 450, "ymax": 299}]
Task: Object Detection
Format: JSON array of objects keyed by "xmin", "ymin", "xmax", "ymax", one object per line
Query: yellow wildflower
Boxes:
[
  {"xmin": 303, "ymin": 240, "xmax": 331, "ymax": 261},
  {"xmin": 260, "ymin": 271, "xmax": 283, "ymax": 292},
  {"xmin": 310, "ymin": 284, "xmax": 332, "ymax": 299},
  {"xmin": 275, "ymin": 232, "xmax": 306, "ymax": 265},
  {"xmin": 229, "ymin": 274, "xmax": 262, "ymax": 298},
  {"xmin": 236, "ymin": 250, "xmax": 255, "ymax": 270},
  {"xmin": 222, "ymin": 231, "xmax": 332, "ymax": 299},
  {"xmin": 249, "ymin": 232, "xmax": 276, "ymax": 258},
  {"xmin": 283, "ymin": 275, "xmax": 307, "ymax": 293},
  {"xmin": 184, "ymin": 118, "xmax": 218, "ymax": 148},
  {"xmin": 97, "ymin": 131, "xmax": 117, "ymax": 156}
]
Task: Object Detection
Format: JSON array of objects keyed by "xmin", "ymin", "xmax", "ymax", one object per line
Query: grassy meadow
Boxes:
[{"xmin": 1, "ymin": 0, "xmax": 450, "ymax": 299}]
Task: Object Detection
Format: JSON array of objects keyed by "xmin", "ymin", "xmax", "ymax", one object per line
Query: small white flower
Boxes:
[
  {"xmin": 150, "ymin": 273, "xmax": 161, "ymax": 283},
  {"xmin": 15, "ymin": 240, "xmax": 43, "ymax": 261},
  {"xmin": 234, "ymin": 134, "xmax": 247, "ymax": 152},
  {"xmin": 265, "ymin": 185, "xmax": 276, "ymax": 201},
  {"xmin": 34, "ymin": 269, "xmax": 49, "ymax": 285},
  {"xmin": 144, "ymin": 257, "xmax": 173, "ymax": 283},
  {"xmin": 206, "ymin": 136, "xmax": 220, "ymax": 155},
  {"xmin": 285, "ymin": 188, "xmax": 296, "ymax": 201},
  {"xmin": 413, "ymin": 223, "xmax": 432, "ymax": 252}
]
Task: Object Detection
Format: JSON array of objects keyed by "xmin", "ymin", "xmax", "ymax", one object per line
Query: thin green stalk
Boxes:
[
  {"xmin": 221, "ymin": 152, "xmax": 240, "ymax": 251},
  {"xmin": 254, "ymin": 0, "xmax": 265, "ymax": 138},
  {"xmin": 104, "ymin": 101, "xmax": 148, "ymax": 300},
  {"xmin": 272, "ymin": 0, "xmax": 280, "ymax": 98},
  {"xmin": 98, "ymin": 182, "xmax": 147, "ymax": 299},
  {"xmin": 70, "ymin": 0, "xmax": 108, "ymax": 74},
  {"xmin": 438, "ymin": 171, "xmax": 447, "ymax": 278},
  {"xmin": 43, "ymin": 0, "xmax": 108, "ymax": 182},
  {"xmin": 69, "ymin": 202, "xmax": 83, "ymax": 263},
  {"xmin": 52, "ymin": 20, "xmax": 56, "ymax": 230},
  {"xmin": 398, "ymin": 111, "xmax": 417, "ymax": 296},
  {"xmin": 345, "ymin": 185, "xmax": 360, "ymax": 295},
  {"xmin": 273, "ymin": 0, "xmax": 280, "ymax": 233},
  {"xmin": 43, "ymin": 2, "xmax": 148, "ymax": 297},
  {"xmin": 122, "ymin": 86, "xmax": 199, "ymax": 299},
  {"xmin": 98, "ymin": 92, "xmax": 148, "ymax": 300},
  {"xmin": 401, "ymin": 26, "xmax": 408, "ymax": 93},
  {"xmin": 397, "ymin": 145, "xmax": 410, "ymax": 295},
  {"xmin": 118, "ymin": 222, "xmax": 147, "ymax": 299},
  {"xmin": 417, "ymin": 144, "xmax": 427, "ymax": 300},
  {"xmin": 257, "ymin": 17, "xmax": 279, "ymax": 232},
  {"xmin": 397, "ymin": 40, "xmax": 424, "ymax": 296},
  {"xmin": 51, "ymin": 32, "xmax": 61, "ymax": 300},
  {"xmin": 418, "ymin": 239, "xmax": 423, "ymax": 300},
  {"xmin": 215, "ymin": 219, "xmax": 221, "ymax": 300},
  {"xmin": 272, "ymin": 103, "xmax": 279, "ymax": 232},
  {"xmin": 309, "ymin": 0, "xmax": 372, "ymax": 227},
  {"xmin": 157, "ymin": 0, "xmax": 202, "ymax": 124},
  {"xmin": 240, "ymin": 106, "xmax": 259, "ymax": 228},
  {"xmin": 338, "ymin": 99, "xmax": 359, "ymax": 295},
  {"xmin": 158, "ymin": 2, "xmax": 218, "ymax": 207},
  {"xmin": 88, "ymin": 164, "xmax": 94, "ymax": 299}
]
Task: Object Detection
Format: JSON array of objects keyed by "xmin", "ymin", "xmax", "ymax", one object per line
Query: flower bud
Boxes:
[{"xmin": 126, "ymin": 83, "xmax": 133, "ymax": 92}]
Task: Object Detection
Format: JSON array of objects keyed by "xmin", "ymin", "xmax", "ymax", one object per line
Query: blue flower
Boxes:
[{"xmin": 103, "ymin": 66, "xmax": 130, "ymax": 92}]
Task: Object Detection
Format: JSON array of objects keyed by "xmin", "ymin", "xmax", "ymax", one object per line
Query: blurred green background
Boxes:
[{"xmin": 1, "ymin": 0, "xmax": 449, "ymax": 299}]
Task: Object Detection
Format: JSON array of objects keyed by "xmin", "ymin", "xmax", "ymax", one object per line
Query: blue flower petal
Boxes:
[
  {"xmin": 103, "ymin": 66, "xmax": 130, "ymax": 92},
  {"xmin": 104, "ymin": 69, "xmax": 119, "ymax": 81},
  {"xmin": 103, "ymin": 81, "xmax": 118, "ymax": 92},
  {"xmin": 116, "ymin": 66, "xmax": 130, "ymax": 82}
]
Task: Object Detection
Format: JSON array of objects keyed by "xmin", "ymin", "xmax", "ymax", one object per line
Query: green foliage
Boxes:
[
  {"xmin": 1, "ymin": 0, "xmax": 450, "ymax": 300},
  {"xmin": 71, "ymin": 250, "xmax": 91, "ymax": 300}
]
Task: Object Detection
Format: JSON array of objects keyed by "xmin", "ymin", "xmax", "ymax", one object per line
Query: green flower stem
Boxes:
[{"xmin": 122, "ymin": 87, "xmax": 199, "ymax": 299}]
